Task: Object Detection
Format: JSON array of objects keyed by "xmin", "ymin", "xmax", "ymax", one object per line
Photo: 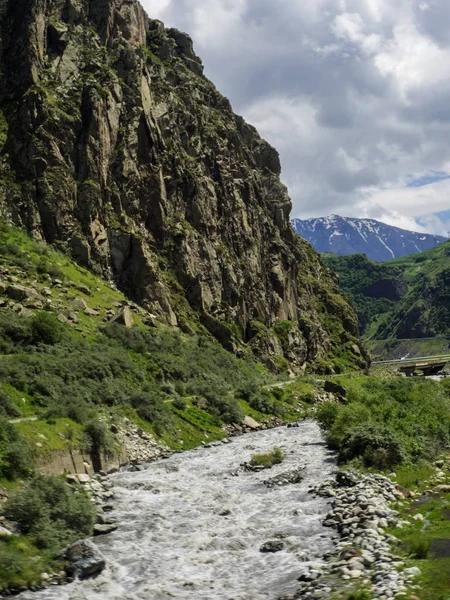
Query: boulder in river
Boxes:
[
  {"xmin": 260, "ymin": 541, "xmax": 284, "ymax": 553},
  {"xmin": 65, "ymin": 539, "xmax": 105, "ymax": 579}
]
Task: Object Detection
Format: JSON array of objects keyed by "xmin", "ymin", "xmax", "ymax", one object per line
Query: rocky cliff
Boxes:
[{"xmin": 0, "ymin": 0, "xmax": 366, "ymax": 371}]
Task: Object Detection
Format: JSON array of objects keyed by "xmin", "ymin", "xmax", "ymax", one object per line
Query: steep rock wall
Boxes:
[{"xmin": 0, "ymin": 0, "xmax": 367, "ymax": 371}]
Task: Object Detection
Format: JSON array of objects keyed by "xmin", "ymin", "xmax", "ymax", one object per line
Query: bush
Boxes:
[
  {"xmin": 0, "ymin": 420, "xmax": 33, "ymax": 480},
  {"xmin": 31, "ymin": 312, "xmax": 63, "ymax": 345},
  {"xmin": 316, "ymin": 402, "xmax": 339, "ymax": 429},
  {"xmin": 204, "ymin": 394, "xmax": 243, "ymax": 424},
  {"xmin": 83, "ymin": 419, "xmax": 115, "ymax": 458},
  {"xmin": 0, "ymin": 390, "xmax": 20, "ymax": 418},
  {"xmin": 403, "ymin": 536, "xmax": 431, "ymax": 559},
  {"xmin": 4, "ymin": 475, "xmax": 95, "ymax": 552},
  {"xmin": 340, "ymin": 423, "xmax": 406, "ymax": 469},
  {"xmin": 131, "ymin": 392, "xmax": 173, "ymax": 435},
  {"xmin": 173, "ymin": 396, "xmax": 187, "ymax": 411}
]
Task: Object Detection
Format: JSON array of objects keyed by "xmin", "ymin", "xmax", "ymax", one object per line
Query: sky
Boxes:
[{"xmin": 141, "ymin": 0, "xmax": 450, "ymax": 236}]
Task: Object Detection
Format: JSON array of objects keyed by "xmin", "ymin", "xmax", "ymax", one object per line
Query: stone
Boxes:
[
  {"xmin": 93, "ymin": 523, "xmax": 118, "ymax": 536},
  {"xmin": 85, "ymin": 307, "xmax": 100, "ymax": 316},
  {"xmin": 77, "ymin": 474, "xmax": 91, "ymax": 484},
  {"xmin": 111, "ymin": 306, "xmax": 134, "ymax": 328},
  {"xmin": 324, "ymin": 380, "xmax": 346, "ymax": 398},
  {"xmin": 6, "ymin": 284, "xmax": 36, "ymax": 301},
  {"xmin": 70, "ymin": 297, "xmax": 88, "ymax": 311},
  {"xmin": 0, "ymin": 526, "xmax": 12, "ymax": 536},
  {"xmin": 65, "ymin": 539, "xmax": 106, "ymax": 578},
  {"xmin": 76, "ymin": 284, "xmax": 92, "ymax": 296},
  {"xmin": 260, "ymin": 541, "xmax": 284, "ymax": 553},
  {"xmin": 404, "ymin": 567, "xmax": 421, "ymax": 578},
  {"xmin": 242, "ymin": 416, "xmax": 261, "ymax": 430}
]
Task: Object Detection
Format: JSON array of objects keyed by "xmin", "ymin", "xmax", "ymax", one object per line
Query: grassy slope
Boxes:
[{"xmin": 0, "ymin": 222, "xmax": 317, "ymax": 468}]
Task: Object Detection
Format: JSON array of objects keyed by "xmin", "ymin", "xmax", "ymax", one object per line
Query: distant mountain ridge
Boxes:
[
  {"xmin": 292, "ymin": 215, "xmax": 446, "ymax": 261},
  {"xmin": 323, "ymin": 240, "xmax": 450, "ymax": 341}
]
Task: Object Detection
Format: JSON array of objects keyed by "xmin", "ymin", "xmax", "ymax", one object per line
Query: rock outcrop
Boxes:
[{"xmin": 0, "ymin": 0, "xmax": 366, "ymax": 371}]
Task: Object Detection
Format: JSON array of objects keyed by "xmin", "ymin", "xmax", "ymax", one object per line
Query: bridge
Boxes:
[{"xmin": 372, "ymin": 354, "xmax": 450, "ymax": 377}]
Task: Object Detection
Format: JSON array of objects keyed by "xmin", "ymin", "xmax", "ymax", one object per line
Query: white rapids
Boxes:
[{"xmin": 18, "ymin": 420, "xmax": 336, "ymax": 600}]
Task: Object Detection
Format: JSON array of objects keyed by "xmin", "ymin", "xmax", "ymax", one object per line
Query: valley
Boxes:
[{"xmin": 0, "ymin": 1, "xmax": 449, "ymax": 600}]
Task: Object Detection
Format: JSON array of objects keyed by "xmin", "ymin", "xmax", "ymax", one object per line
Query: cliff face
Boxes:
[{"xmin": 0, "ymin": 0, "xmax": 366, "ymax": 371}]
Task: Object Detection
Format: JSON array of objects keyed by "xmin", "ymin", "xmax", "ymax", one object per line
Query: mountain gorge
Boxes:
[
  {"xmin": 324, "ymin": 241, "xmax": 450, "ymax": 342},
  {"xmin": 0, "ymin": 0, "xmax": 365, "ymax": 372},
  {"xmin": 292, "ymin": 215, "xmax": 446, "ymax": 262}
]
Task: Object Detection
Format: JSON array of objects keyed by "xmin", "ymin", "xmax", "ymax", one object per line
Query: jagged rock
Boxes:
[
  {"xmin": 111, "ymin": 306, "xmax": 134, "ymax": 328},
  {"xmin": 65, "ymin": 539, "xmax": 105, "ymax": 579}
]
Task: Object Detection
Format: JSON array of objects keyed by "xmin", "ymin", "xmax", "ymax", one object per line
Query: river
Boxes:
[{"xmin": 19, "ymin": 420, "xmax": 336, "ymax": 600}]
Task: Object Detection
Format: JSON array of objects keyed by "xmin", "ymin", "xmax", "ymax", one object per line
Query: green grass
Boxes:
[
  {"xmin": 0, "ymin": 535, "xmax": 56, "ymax": 592},
  {"xmin": 386, "ymin": 480, "xmax": 450, "ymax": 600},
  {"xmin": 251, "ymin": 446, "xmax": 284, "ymax": 467},
  {"xmin": 395, "ymin": 462, "xmax": 436, "ymax": 490},
  {"xmin": 14, "ymin": 419, "xmax": 83, "ymax": 455}
]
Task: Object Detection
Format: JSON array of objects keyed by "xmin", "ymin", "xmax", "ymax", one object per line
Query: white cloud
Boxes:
[{"xmin": 140, "ymin": 0, "xmax": 450, "ymax": 235}]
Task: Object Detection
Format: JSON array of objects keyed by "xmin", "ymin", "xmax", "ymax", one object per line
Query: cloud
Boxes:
[{"xmin": 140, "ymin": 0, "xmax": 450, "ymax": 235}]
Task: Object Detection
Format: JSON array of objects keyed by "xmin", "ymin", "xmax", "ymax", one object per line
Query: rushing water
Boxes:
[{"xmin": 19, "ymin": 421, "xmax": 336, "ymax": 600}]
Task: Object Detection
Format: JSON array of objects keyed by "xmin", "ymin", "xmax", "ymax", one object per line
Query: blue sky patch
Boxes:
[{"xmin": 407, "ymin": 171, "xmax": 450, "ymax": 188}]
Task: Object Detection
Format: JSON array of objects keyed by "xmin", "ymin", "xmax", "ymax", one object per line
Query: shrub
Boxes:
[
  {"xmin": 131, "ymin": 392, "xmax": 173, "ymax": 435},
  {"xmin": 0, "ymin": 419, "xmax": 33, "ymax": 480},
  {"xmin": 31, "ymin": 312, "xmax": 63, "ymax": 345},
  {"xmin": 83, "ymin": 419, "xmax": 115, "ymax": 458},
  {"xmin": 173, "ymin": 396, "xmax": 187, "ymax": 411},
  {"xmin": 316, "ymin": 402, "xmax": 339, "ymax": 430},
  {"xmin": 204, "ymin": 394, "xmax": 243, "ymax": 424},
  {"xmin": 248, "ymin": 393, "xmax": 277, "ymax": 415},
  {"xmin": 4, "ymin": 475, "xmax": 95, "ymax": 552},
  {"xmin": 340, "ymin": 423, "xmax": 406, "ymax": 469},
  {"xmin": 404, "ymin": 536, "xmax": 431, "ymax": 559},
  {"xmin": 0, "ymin": 390, "xmax": 20, "ymax": 418}
]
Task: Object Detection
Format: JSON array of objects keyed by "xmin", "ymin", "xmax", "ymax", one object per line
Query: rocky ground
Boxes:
[{"xmin": 278, "ymin": 470, "xmax": 421, "ymax": 600}]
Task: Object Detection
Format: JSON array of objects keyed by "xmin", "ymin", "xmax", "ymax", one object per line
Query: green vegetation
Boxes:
[
  {"xmin": 385, "ymin": 471, "xmax": 450, "ymax": 600},
  {"xmin": 251, "ymin": 446, "xmax": 284, "ymax": 467},
  {"xmin": 4, "ymin": 475, "xmax": 95, "ymax": 550},
  {"xmin": 324, "ymin": 240, "xmax": 450, "ymax": 344},
  {"xmin": 323, "ymin": 253, "xmax": 404, "ymax": 336},
  {"xmin": 317, "ymin": 376, "xmax": 450, "ymax": 469},
  {"xmin": 0, "ymin": 420, "xmax": 33, "ymax": 480},
  {"xmin": 0, "ymin": 475, "xmax": 95, "ymax": 592}
]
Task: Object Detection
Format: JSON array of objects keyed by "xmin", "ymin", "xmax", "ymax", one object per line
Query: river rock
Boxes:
[
  {"xmin": 65, "ymin": 539, "xmax": 105, "ymax": 578},
  {"xmin": 242, "ymin": 416, "xmax": 261, "ymax": 430},
  {"xmin": 93, "ymin": 523, "xmax": 118, "ymax": 536},
  {"xmin": 260, "ymin": 540, "xmax": 284, "ymax": 553}
]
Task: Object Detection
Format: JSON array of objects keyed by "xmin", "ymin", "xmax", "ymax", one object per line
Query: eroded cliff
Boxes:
[{"xmin": 0, "ymin": 0, "xmax": 366, "ymax": 371}]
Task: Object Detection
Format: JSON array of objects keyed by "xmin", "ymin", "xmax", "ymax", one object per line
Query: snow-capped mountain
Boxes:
[{"xmin": 291, "ymin": 215, "xmax": 446, "ymax": 261}]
